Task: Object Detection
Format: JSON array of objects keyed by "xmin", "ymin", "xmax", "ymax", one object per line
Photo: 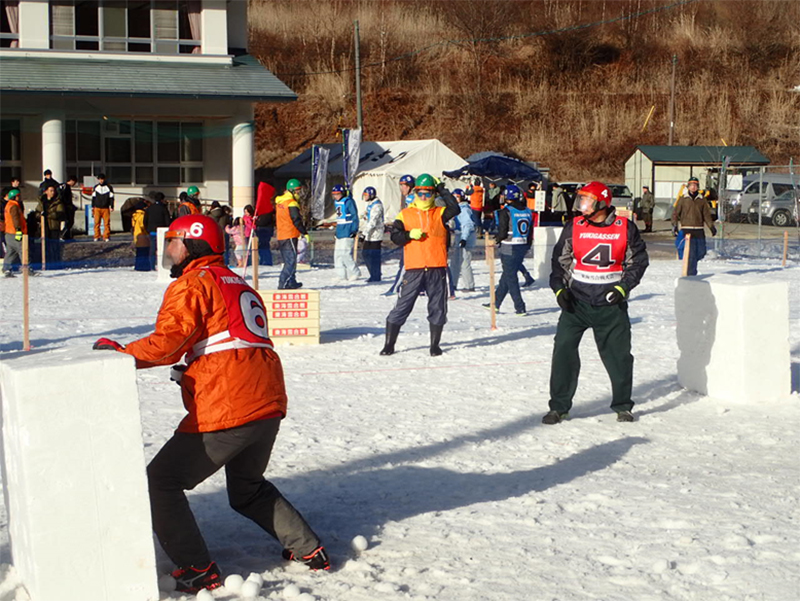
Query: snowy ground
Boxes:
[{"xmin": 1, "ymin": 253, "xmax": 799, "ymax": 601}]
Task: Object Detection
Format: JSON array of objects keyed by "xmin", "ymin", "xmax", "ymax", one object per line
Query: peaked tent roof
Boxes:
[
  {"xmin": 274, "ymin": 139, "xmax": 464, "ymax": 179},
  {"xmin": 0, "ymin": 54, "xmax": 296, "ymax": 101},
  {"xmin": 635, "ymin": 145, "xmax": 769, "ymax": 165},
  {"xmin": 444, "ymin": 155, "xmax": 543, "ymax": 180}
]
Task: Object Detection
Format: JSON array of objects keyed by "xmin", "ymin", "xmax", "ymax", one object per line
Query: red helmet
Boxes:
[
  {"xmin": 577, "ymin": 181, "xmax": 612, "ymax": 214},
  {"xmin": 165, "ymin": 214, "xmax": 224, "ymax": 254}
]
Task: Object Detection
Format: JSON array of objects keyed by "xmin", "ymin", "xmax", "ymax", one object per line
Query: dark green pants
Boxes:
[{"xmin": 548, "ymin": 300, "xmax": 634, "ymax": 415}]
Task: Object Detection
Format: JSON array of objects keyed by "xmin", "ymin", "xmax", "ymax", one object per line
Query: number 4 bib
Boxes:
[{"xmin": 571, "ymin": 216, "xmax": 628, "ymax": 284}]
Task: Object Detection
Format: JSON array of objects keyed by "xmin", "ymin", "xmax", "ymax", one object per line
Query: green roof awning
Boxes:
[
  {"xmin": 636, "ymin": 145, "xmax": 769, "ymax": 165},
  {"xmin": 0, "ymin": 54, "xmax": 296, "ymax": 101}
]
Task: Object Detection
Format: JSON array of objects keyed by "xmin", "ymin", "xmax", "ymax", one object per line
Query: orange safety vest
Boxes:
[
  {"xmin": 4, "ymin": 199, "xmax": 26, "ymax": 234},
  {"xmin": 399, "ymin": 205, "xmax": 448, "ymax": 270},
  {"xmin": 275, "ymin": 195, "xmax": 301, "ymax": 240},
  {"xmin": 469, "ymin": 185, "xmax": 484, "ymax": 211},
  {"xmin": 180, "ymin": 201, "xmax": 200, "ymax": 215}
]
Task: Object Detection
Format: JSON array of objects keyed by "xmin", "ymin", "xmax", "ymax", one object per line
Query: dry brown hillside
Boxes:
[{"xmin": 249, "ymin": 0, "xmax": 800, "ymax": 181}]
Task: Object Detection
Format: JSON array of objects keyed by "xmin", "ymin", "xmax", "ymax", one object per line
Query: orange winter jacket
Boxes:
[
  {"xmin": 469, "ymin": 185, "xmax": 484, "ymax": 211},
  {"xmin": 122, "ymin": 254, "xmax": 287, "ymax": 433}
]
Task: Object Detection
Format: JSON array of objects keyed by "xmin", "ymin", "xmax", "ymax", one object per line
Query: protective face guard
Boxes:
[
  {"xmin": 578, "ymin": 193, "xmax": 601, "ymax": 216},
  {"xmin": 161, "ymin": 232, "xmax": 186, "ymax": 271}
]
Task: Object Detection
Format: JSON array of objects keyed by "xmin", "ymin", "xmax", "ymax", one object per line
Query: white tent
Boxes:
[{"xmin": 273, "ymin": 139, "xmax": 467, "ymax": 220}]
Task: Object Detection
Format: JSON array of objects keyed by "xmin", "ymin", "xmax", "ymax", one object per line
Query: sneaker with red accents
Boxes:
[
  {"xmin": 281, "ymin": 546, "xmax": 330, "ymax": 571},
  {"xmin": 171, "ymin": 562, "xmax": 222, "ymax": 593}
]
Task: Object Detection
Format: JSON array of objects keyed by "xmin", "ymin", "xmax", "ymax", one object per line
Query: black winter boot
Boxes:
[
  {"xmin": 380, "ymin": 321, "xmax": 401, "ymax": 356},
  {"xmin": 429, "ymin": 324, "xmax": 444, "ymax": 356}
]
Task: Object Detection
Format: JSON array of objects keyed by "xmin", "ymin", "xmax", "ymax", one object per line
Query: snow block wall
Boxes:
[
  {"xmin": 156, "ymin": 227, "xmax": 169, "ymax": 282},
  {"xmin": 675, "ymin": 275, "xmax": 791, "ymax": 402},
  {"xmin": 0, "ymin": 348, "xmax": 158, "ymax": 601},
  {"xmin": 532, "ymin": 226, "xmax": 561, "ymax": 283}
]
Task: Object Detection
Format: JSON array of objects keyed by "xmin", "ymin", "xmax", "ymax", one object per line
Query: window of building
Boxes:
[
  {"xmin": 0, "ymin": 118, "xmax": 22, "ymax": 184},
  {"xmin": 65, "ymin": 118, "xmax": 203, "ymax": 185},
  {"xmin": 1, "ymin": 0, "xmax": 20, "ymax": 48},
  {"xmin": 50, "ymin": 0, "xmax": 201, "ymax": 54}
]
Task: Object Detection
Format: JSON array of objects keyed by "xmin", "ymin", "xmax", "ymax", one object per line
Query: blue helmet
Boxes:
[
  {"xmin": 364, "ymin": 186, "xmax": 377, "ymax": 199},
  {"xmin": 452, "ymin": 188, "xmax": 464, "ymax": 198},
  {"xmin": 504, "ymin": 184, "xmax": 522, "ymax": 202},
  {"xmin": 399, "ymin": 174, "xmax": 415, "ymax": 187},
  {"xmin": 331, "ymin": 184, "xmax": 345, "ymax": 194}
]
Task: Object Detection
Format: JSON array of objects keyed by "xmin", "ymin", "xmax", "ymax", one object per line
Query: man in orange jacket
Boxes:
[
  {"xmin": 380, "ymin": 174, "xmax": 460, "ymax": 356},
  {"xmin": 93, "ymin": 215, "xmax": 327, "ymax": 593}
]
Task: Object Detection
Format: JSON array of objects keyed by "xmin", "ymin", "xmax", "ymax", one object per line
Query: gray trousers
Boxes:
[
  {"xmin": 147, "ymin": 417, "xmax": 320, "ymax": 567},
  {"xmin": 334, "ymin": 236, "xmax": 361, "ymax": 280},
  {"xmin": 387, "ymin": 267, "xmax": 448, "ymax": 327},
  {"xmin": 449, "ymin": 245, "xmax": 474, "ymax": 290},
  {"xmin": 2, "ymin": 233, "xmax": 22, "ymax": 272}
]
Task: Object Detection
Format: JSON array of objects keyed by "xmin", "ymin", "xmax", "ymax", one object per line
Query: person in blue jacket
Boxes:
[
  {"xmin": 484, "ymin": 184, "xmax": 533, "ymax": 315},
  {"xmin": 333, "ymin": 184, "xmax": 361, "ymax": 281},
  {"xmin": 450, "ymin": 189, "xmax": 476, "ymax": 292}
]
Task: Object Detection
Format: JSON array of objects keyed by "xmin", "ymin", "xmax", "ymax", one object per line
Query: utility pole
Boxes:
[
  {"xmin": 354, "ymin": 20, "xmax": 363, "ymax": 132},
  {"xmin": 668, "ymin": 54, "xmax": 677, "ymax": 145}
]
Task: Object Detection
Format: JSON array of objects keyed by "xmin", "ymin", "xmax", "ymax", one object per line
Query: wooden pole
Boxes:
[
  {"xmin": 252, "ymin": 236, "xmax": 259, "ymax": 290},
  {"xmin": 353, "ymin": 233, "xmax": 359, "ymax": 263},
  {"xmin": 681, "ymin": 233, "xmax": 692, "ymax": 277},
  {"xmin": 782, "ymin": 230, "xmax": 789, "ymax": 267},
  {"xmin": 22, "ymin": 235, "xmax": 30, "ymax": 351},
  {"xmin": 486, "ymin": 235, "xmax": 497, "ymax": 330},
  {"xmin": 40, "ymin": 214, "xmax": 46, "ymax": 271}
]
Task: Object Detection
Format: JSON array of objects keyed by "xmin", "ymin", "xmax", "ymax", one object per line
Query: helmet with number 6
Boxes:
[
  {"xmin": 577, "ymin": 181, "xmax": 612, "ymax": 215},
  {"xmin": 165, "ymin": 214, "xmax": 225, "ymax": 254}
]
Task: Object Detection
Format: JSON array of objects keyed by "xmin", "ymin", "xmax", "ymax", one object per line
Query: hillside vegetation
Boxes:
[{"xmin": 249, "ymin": 0, "xmax": 800, "ymax": 181}]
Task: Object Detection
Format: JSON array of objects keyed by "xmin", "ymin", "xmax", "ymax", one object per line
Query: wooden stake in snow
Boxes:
[
  {"xmin": 251, "ymin": 236, "xmax": 259, "ymax": 291},
  {"xmin": 22, "ymin": 234, "xmax": 30, "ymax": 351},
  {"xmin": 486, "ymin": 234, "xmax": 497, "ymax": 330},
  {"xmin": 353, "ymin": 233, "xmax": 359, "ymax": 262},
  {"xmin": 681, "ymin": 233, "xmax": 692, "ymax": 277},
  {"xmin": 783, "ymin": 230, "xmax": 789, "ymax": 267},
  {"xmin": 40, "ymin": 214, "xmax": 46, "ymax": 271}
]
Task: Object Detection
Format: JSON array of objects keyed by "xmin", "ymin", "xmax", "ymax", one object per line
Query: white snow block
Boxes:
[
  {"xmin": 0, "ymin": 347, "xmax": 158, "ymax": 601},
  {"xmin": 156, "ymin": 226, "xmax": 170, "ymax": 282},
  {"xmin": 531, "ymin": 226, "xmax": 561, "ymax": 283},
  {"xmin": 675, "ymin": 275, "xmax": 791, "ymax": 402}
]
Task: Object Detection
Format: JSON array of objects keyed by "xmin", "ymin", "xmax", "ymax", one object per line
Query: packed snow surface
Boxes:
[{"xmin": 1, "ymin": 255, "xmax": 799, "ymax": 601}]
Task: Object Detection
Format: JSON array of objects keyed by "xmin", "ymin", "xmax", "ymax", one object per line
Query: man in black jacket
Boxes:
[
  {"xmin": 39, "ymin": 169, "xmax": 59, "ymax": 196},
  {"xmin": 144, "ymin": 191, "xmax": 172, "ymax": 269},
  {"xmin": 543, "ymin": 181, "xmax": 649, "ymax": 424},
  {"xmin": 58, "ymin": 176, "xmax": 78, "ymax": 239}
]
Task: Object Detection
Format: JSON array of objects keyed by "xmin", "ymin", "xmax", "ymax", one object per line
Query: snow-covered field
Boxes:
[{"xmin": 1, "ymin": 253, "xmax": 799, "ymax": 601}]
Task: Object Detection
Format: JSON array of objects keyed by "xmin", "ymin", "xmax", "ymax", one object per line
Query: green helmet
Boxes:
[
  {"xmin": 286, "ymin": 178, "xmax": 302, "ymax": 191},
  {"xmin": 416, "ymin": 173, "xmax": 436, "ymax": 189},
  {"xmin": 187, "ymin": 185, "xmax": 200, "ymax": 197},
  {"xmin": 6, "ymin": 188, "xmax": 19, "ymax": 199}
]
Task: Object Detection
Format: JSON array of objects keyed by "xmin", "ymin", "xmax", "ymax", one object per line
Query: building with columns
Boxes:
[{"xmin": 0, "ymin": 0, "xmax": 295, "ymax": 219}]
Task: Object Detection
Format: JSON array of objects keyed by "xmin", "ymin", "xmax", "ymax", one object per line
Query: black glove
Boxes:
[
  {"xmin": 459, "ymin": 239, "xmax": 467, "ymax": 248},
  {"xmin": 710, "ymin": 225, "xmax": 717, "ymax": 237},
  {"xmin": 672, "ymin": 226, "xmax": 679, "ymax": 237},
  {"xmin": 350, "ymin": 233, "xmax": 357, "ymax": 238},
  {"xmin": 556, "ymin": 288, "xmax": 575, "ymax": 313},
  {"xmin": 604, "ymin": 285, "xmax": 627, "ymax": 305}
]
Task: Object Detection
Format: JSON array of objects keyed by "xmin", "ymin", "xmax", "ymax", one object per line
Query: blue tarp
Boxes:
[{"xmin": 444, "ymin": 156, "xmax": 543, "ymax": 181}]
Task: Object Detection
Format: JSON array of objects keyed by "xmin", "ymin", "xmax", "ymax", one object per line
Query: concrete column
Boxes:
[
  {"xmin": 19, "ymin": 0, "xmax": 50, "ymax": 49},
  {"xmin": 41, "ymin": 116, "xmax": 64, "ymax": 183},
  {"xmin": 201, "ymin": 0, "xmax": 228, "ymax": 55},
  {"xmin": 231, "ymin": 120, "xmax": 254, "ymax": 215}
]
